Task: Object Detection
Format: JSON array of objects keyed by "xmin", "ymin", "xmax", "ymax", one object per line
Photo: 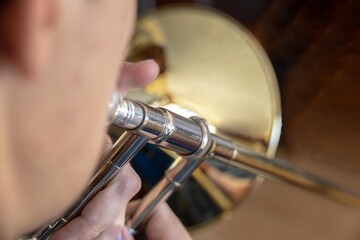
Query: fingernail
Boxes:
[{"xmin": 115, "ymin": 233, "xmax": 122, "ymax": 240}]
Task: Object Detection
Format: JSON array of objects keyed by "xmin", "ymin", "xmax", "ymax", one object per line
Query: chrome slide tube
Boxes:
[
  {"xmin": 109, "ymin": 94, "xmax": 360, "ymax": 209},
  {"xmin": 126, "ymin": 157, "xmax": 205, "ymax": 234},
  {"xmin": 125, "ymin": 135, "xmax": 360, "ymax": 235},
  {"xmin": 211, "ymin": 134, "xmax": 360, "ymax": 208}
]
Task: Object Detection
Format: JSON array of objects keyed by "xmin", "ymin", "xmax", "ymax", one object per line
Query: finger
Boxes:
[
  {"xmin": 93, "ymin": 224, "xmax": 121, "ymax": 240},
  {"xmin": 126, "ymin": 201, "xmax": 191, "ymax": 240},
  {"xmin": 53, "ymin": 165, "xmax": 141, "ymax": 240},
  {"xmin": 119, "ymin": 226, "xmax": 135, "ymax": 240},
  {"xmin": 143, "ymin": 202, "xmax": 191, "ymax": 240},
  {"xmin": 52, "ymin": 207, "xmax": 128, "ymax": 240},
  {"xmin": 125, "ymin": 199, "xmax": 140, "ymax": 215},
  {"xmin": 88, "ymin": 225, "xmax": 134, "ymax": 240},
  {"xmin": 52, "ymin": 217, "xmax": 100, "ymax": 240},
  {"xmin": 81, "ymin": 165, "xmax": 141, "ymax": 232},
  {"xmin": 117, "ymin": 60, "xmax": 159, "ymax": 95},
  {"xmin": 99, "ymin": 134, "xmax": 113, "ymax": 161},
  {"xmin": 90, "ymin": 224, "xmax": 134, "ymax": 240}
]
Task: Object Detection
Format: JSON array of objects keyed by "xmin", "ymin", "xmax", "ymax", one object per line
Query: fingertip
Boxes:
[
  {"xmin": 140, "ymin": 59, "xmax": 160, "ymax": 76},
  {"xmin": 117, "ymin": 60, "xmax": 159, "ymax": 95},
  {"xmin": 120, "ymin": 226, "xmax": 134, "ymax": 240},
  {"xmin": 92, "ymin": 223, "xmax": 122, "ymax": 240},
  {"xmin": 130, "ymin": 59, "xmax": 160, "ymax": 87},
  {"xmin": 108, "ymin": 164, "xmax": 141, "ymax": 202}
]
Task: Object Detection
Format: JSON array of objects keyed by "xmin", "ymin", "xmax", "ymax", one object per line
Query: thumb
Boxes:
[{"xmin": 117, "ymin": 60, "xmax": 159, "ymax": 95}]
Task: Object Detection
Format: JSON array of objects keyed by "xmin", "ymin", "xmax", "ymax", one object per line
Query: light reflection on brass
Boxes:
[{"xmin": 126, "ymin": 6, "xmax": 281, "ymax": 228}]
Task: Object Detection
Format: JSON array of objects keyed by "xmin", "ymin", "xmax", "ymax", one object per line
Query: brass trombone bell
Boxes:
[{"xmin": 125, "ymin": 5, "xmax": 281, "ymax": 228}]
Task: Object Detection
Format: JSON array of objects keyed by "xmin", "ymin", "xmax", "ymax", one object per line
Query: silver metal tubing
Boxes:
[
  {"xmin": 211, "ymin": 134, "xmax": 360, "ymax": 208},
  {"xmin": 127, "ymin": 133, "xmax": 360, "ymax": 234},
  {"xmin": 127, "ymin": 157, "xmax": 204, "ymax": 234},
  {"xmin": 110, "ymin": 95, "xmax": 209, "ymax": 156},
  {"xmin": 27, "ymin": 93, "xmax": 213, "ymax": 239},
  {"xmin": 125, "ymin": 115, "xmax": 213, "ymax": 234},
  {"xmin": 109, "ymin": 93, "xmax": 360, "ymax": 209},
  {"xmin": 31, "ymin": 132, "xmax": 147, "ymax": 240},
  {"xmin": 27, "ymin": 91, "xmax": 360, "ymax": 239}
]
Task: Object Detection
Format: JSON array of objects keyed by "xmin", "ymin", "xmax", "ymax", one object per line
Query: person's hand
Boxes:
[
  {"xmin": 51, "ymin": 60, "xmax": 162, "ymax": 240},
  {"xmin": 123, "ymin": 200, "xmax": 192, "ymax": 240},
  {"xmin": 115, "ymin": 60, "xmax": 159, "ymax": 96}
]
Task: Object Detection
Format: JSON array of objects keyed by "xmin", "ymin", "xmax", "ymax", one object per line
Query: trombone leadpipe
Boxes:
[
  {"xmin": 109, "ymin": 92, "xmax": 212, "ymax": 158},
  {"xmin": 109, "ymin": 92, "xmax": 360, "ymax": 210}
]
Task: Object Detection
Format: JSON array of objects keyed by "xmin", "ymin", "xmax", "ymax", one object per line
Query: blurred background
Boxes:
[{"xmin": 136, "ymin": 1, "xmax": 360, "ymax": 239}]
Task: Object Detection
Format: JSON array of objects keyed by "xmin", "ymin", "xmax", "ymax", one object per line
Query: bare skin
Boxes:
[{"xmin": 0, "ymin": 1, "xmax": 191, "ymax": 239}]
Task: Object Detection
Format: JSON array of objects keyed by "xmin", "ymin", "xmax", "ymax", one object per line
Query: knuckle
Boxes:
[{"xmin": 123, "ymin": 165, "xmax": 141, "ymax": 197}]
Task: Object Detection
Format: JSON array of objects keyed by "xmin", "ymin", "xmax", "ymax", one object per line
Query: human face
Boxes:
[{"xmin": 5, "ymin": 0, "xmax": 137, "ymax": 234}]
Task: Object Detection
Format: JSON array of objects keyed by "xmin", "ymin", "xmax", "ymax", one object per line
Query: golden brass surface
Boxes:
[{"xmin": 126, "ymin": 6, "xmax": 281, "ymax": 228}]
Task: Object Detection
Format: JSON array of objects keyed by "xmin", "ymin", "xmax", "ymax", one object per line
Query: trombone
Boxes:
[
  {"xmin": 25, "ymin": 5, "xmax": 360, "ymax": 239},
  {"xmin": 29, "ymin": 91, "xmax": 360, "ymax": 239}
]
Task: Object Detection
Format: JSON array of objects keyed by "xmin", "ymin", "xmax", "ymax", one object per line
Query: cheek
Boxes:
[
  {"xmin": 8, "ymin": 0, "xmax": 137, "ymax": 232},
  {"xmin": 85, "ymin": 0, "xmax": 137, "ymax": 60},
  {"xmin": 10, "ymin": 86, "xmax": 108, "ymax": 232},
  {"xmin": 71, "ymin": 0, "xmax": 137, "ymax": 105}
]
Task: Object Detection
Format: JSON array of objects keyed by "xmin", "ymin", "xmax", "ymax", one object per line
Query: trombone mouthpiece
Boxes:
[{"xmin": 107, "ymin": 91, "xmax": 122, "ymax": 124}]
